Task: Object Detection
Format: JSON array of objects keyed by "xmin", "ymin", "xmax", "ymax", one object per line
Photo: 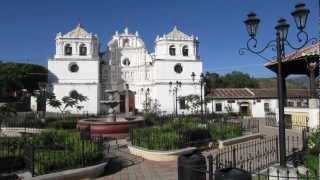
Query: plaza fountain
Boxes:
[{"xmin": 77, "ymin": 89, "xmax": 144, "ymax": 138}]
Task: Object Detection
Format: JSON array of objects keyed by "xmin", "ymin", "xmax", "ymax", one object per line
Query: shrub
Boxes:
[
  {"xmin": 132, "ymin": 127, "xmax": 182, "ymax": 150},
  {"xmin": 46, "ymin": 117, "xmax": 78, "ymax": 129},
  {"xmin": 34, "ymin": 129, "xmax": 69, "ymax": 147},
  {"xmin": 32, "ymin": 130, "xmax": 103, "ymax": 175},
  {"xmin": 304, "ymin": 154, "xmax": 319, "ymax": 178},
  {"xmin": 132, "ymin": 116, "xmax": 243, "ymax": 151},
  {"xmin": 307, "ymin": 129, "xmax": 320, "ymax": 155},
  {"xmin": 208, "ymin": 123, "xmax": 242, "ymax": 143},
  {"xmin": 143, "ymin": 113, "xmax": 159, "ymax": 126},
  {"xmin": 183, "ymin": 128, "xmax": 212, "ymax": 146}
]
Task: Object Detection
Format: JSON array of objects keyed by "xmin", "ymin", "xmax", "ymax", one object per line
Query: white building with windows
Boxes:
[
  {"xmin": 47, "ymin": 25, "xmax": 203, "ymax": 115},
  {"xmin": 206, "ymin": 88, "xmax": 319, "ymax": 128}
]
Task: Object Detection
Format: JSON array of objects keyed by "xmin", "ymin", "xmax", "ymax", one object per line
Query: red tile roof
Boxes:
[
  {"xmin": 265, "ymin": 42, "xmax": 319, "ymax": 66},
  {"xmin": 207, "ymin": 88, "xmax": 309, "ymax": 99}
]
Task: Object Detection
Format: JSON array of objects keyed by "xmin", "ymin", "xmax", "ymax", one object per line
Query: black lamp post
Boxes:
[
  {"xmin": 145, "ymin": 88, "xmax": 150, "ymax": 112},
  {"xmin": 241, "ymin": 3, "xmax": 313, "ymax": 167},
  {"xmin": 36, "ymin": 82, "xmax": 48, "ymax": 118},
  {"xmin": 191, "ymin": 72, "xmax": 206, "ymax": 118},
  {"xmin": 169, "ymin": 81, "xmax": 182, "ymax": 116}
]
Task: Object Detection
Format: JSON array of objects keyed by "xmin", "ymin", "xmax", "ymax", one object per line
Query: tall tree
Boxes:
[
  {"xmin": 221, "ymin": 71, "xmax": 259, "ymax": 88},
  {"xmin": 205, "ymin": 71, "xmax": 259, "ymax": 89},
  {"xmin": 0, "ymin": 62, "xmax": 48, "ymax": 98}
]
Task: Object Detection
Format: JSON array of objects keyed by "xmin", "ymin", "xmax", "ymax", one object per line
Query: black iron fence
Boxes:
[
  {"xmin": 145, "ymin": 114, "xmax": 260, "ymax": 134},
  {"xmin": 210, "ymin": 136, "xmax": 302, "ymax": 173},
  {"xmin": 0, "ymin": 111, "xmax": 86, "ymax": 134},
  {"xmin": 178, "ymin": 135, "xmax": 318, "ymax": 179},
  {"xmin": 129, "ymin": 115, "xmax": 255, "ymax": 151},
  {"xmin": 0, "ymin": 137, "xmax": 25, "ymax": 174},
  {"xmin": 265, "ymin": 112, "xmax": 309, "ymax": 131},
  {"xmin": 0, "ymin": 132, "xmax": 106, "ymax": 176},
  {"xmin": 24, "ymin": 136, "xmax": 105, "ymax": 176},
  {"xmin": 0, "ymin": 136, "xmax": 105, "ymax": 176}
]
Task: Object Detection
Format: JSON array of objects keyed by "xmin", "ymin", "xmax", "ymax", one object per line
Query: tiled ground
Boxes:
[
  {"xmin": 96, "ymin": 124, "xmax": 304, "ymax": 180},
  {"xmin": 96, "ymin": 141, "xmax": 177, "ymax": 180},
  {"xmin": 98, "ymin": 160, "xmax": 177, "ymax": 180}
]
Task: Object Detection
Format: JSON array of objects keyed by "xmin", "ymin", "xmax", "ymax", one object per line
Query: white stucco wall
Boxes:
[
  {"xmin": 274, "ymin": 107, "xmax": 320, "ymax": 129},
  {"xmin": 46, "ymin": 83, "xmax": 100, "ymax": 114},
  {"xmin": 207, "ymin": 98, "xmax": 279, "ymax": 118},
  {"xmin": 48, "ymin": 60, "xmax": 99, "ymax": 84}
]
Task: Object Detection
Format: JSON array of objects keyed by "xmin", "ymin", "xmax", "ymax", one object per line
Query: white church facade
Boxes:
[{"xmin": 47, "ymin": 24, "xmax": 203, "ymax": 115}]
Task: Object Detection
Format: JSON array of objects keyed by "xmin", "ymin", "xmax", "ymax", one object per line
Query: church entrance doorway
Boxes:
[
  {"xmin": 119, "ymin": 92, "xmax": 136, "ymax": 113},
  {"xmin": 120, "ymin": 95, "xmax": 125, "ymax": 113}
]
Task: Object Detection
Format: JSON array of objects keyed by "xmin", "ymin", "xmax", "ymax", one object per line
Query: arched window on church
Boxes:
[
  {"xmin": 123, "ymin": 38, "xmax": 129, "ymax": 47},
  {"xmin": 169, "ymin": 45, "xmax": 176, "ymax": 56},
  {"xmin": 182, "ymin": 45, "xmax": 188, "ymax": 56},
  {"xmin": 64, "ymin": 44, "xmax": 72, "ymax": 56},
  {"xmin": 79, "ymin": 44, "xmax": 87, "ymax": 56}
]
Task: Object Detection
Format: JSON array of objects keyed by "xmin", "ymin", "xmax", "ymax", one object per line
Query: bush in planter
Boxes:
[
  {"xmin": 208, "ymin": 123, "xmax": 242, "ymax": 143},
  {"xmin": 304, "ymin": 129, "xmax": 320, "ymax": 177},
  {"xmin": 33, "ymin": 129, "xmax": 70, "ymax": 147},
  {"xmin": 307, "ymin": 129, "xmax": 320, "ymax": 155},
  {"xmin": 183, "ymin": 128, "xmax": 212, "ymax": 147},
  {"xmin": 132, "ymin": 127, "xmax": 181, "ymax": 151},
  {"xmin": 46, "ymin": 117, "xmax": 78, "ymax": 129},
  {"xmin": 32, "ymin": 130, "xmax": 104, "ymax": 176},
  {"xmin": 143, "ymin": 113, "xmax": 159, "ymax": 126}
]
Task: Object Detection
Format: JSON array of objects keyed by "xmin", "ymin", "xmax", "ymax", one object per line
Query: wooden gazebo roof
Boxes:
[{"xmin": 264, "ymin": 43, "xmax": 319, "ymax": 76}]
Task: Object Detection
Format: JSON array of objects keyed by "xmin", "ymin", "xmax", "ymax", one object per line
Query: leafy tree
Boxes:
[
  {"xmin": 184, "ymin": 94, "xmax": 201, "ymax": 113},
  {"xmin": 0, "ymin": 62, "xmax": 47, "ymax": 98},
  {"xmin": 143, "ymin": 97, "xmax": 161, "ymax": 114},
  {"xmin": 205, "ymin": 72, "xmax": 223, "ymax": 90},
  {"xmin": 0, "ymin": 103, "xmax": 17, "ymax": 132},
  {"xmin": 47, "ymin": 91, "xmax": 88, "ymax": 121}
]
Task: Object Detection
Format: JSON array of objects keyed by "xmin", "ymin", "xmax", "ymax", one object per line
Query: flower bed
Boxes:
[
  {"xmin": 0, "ymin": 129, "xmax": 104, "ymax": 176},
  {"xmin": 30, "ymin": 130, "xmax": 104, "ymax": 176},
  {"xmin": 131, "ymin": 116, "xmax": 242, "ymax": 151}
]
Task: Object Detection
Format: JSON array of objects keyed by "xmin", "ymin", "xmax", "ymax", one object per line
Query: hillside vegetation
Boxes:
[{"xmin": 205, "ymin": 71, "xmax": 307, "ymax": 90}]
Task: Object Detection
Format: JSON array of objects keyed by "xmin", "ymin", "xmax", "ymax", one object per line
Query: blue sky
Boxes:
[{"xmin": 0, "ymin": 0, "xmax": 318, "ymax": 77}]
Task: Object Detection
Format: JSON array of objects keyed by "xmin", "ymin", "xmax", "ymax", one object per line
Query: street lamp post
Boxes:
[
  {"xmin": 169, "ymin": 81, "xmax": 182, "ymax": 116},
  {"xmin": 241, "ymin": 3, "xmax": 313, "ymax": 167},
  {"xmin": 145, "ymin": 88, "xmax": 150, "ymax": 112},
  {"xmin": 191, "ymin": 72, "xmax": 206, "ymax": 118}
]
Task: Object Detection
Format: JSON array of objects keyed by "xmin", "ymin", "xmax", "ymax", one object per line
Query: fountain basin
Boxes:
[{"xmin": 77, "ymin": 116, "xmax": 144, "ymax": 138}]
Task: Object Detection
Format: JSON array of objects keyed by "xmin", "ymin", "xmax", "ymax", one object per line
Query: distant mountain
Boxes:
[{"xmin": 257, "ymin": 76, "xmax": 308, "ymax": 89}]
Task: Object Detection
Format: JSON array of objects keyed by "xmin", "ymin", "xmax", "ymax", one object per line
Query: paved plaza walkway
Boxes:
[
  {"xmin": 96, "ymin": 122, "xmax": 304, "ymax": 180},
  {"xmin": 96, "ymin": 140, "xmax": 178, "ymax": 180}
]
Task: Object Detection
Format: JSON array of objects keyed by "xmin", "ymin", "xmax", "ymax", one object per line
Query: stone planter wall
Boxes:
[{"xmin": 128, "ymin": 145, "xmax": 197, "ymax": 161}]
